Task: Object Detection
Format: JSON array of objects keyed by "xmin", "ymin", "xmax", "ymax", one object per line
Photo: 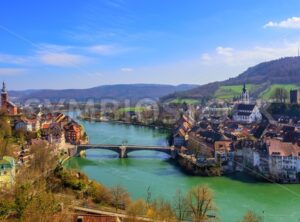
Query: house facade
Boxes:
[
  {"xmin": 64, "ymin": 121, "xmax": 83, "ymax": 144},
  {"xmin": 266, "ymin": 139, "xmax": 300, "ymax": 181}
]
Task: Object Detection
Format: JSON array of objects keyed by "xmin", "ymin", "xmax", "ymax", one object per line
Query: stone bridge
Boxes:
[{"xmin": 72, "ymin": 144, "xmax": 175, "ymax": 158}]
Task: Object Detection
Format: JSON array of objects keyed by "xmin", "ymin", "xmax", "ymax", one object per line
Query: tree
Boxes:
[
  {"xmin": 0, "ymin": 110, "xmax": 11, "ymax": 140},
  {"xmin": 186, "ymin": 186, "xmax": 217, "ymax": 222},
  {"xmin": 0, "ymin": 192, "xmax": 14, "ymax": 220},
  {"xmin": 173, "ymin": 189, "xmax": 189, "ymax": 221},
  {"xmin": 86, "ymin": 181, "xmax": 112, "ymax": 204},
  {"xmin": 147, "ymin": 198, "xmax": 177, "ymax": 222},
  {"xmin": 272, "ymin": 88, "xmax": 288, "ymax": 103},
  {"xmin": 126, "ymin": 199, "xmax": 147, "ymax": 221},
  {"xmin": 15, "ymin": 184, "xmax": 33, "ymax": 219},
  {"xmin": 21, "ymin": 191, "xmax": 59, "ymax": 222},
  {"xmin": 239, "ymin": 211, "xmax": 262, "ymax": 222},
  {"xmin": 30, "ymin": 141, "xmax": 57, "ymax": 175},
  {"xmin": 0, "ymin": 139, "xmax": 11, "ymax": 157},
  {"xmin": 110, "ymin": 185, "xmax": 131, "ymax": 212}
]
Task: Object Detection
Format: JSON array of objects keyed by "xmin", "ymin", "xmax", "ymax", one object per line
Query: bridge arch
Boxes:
[
  {"xmin": 75, "ymin": 144, "xmax": 174, "ymax": 159},
  {"xmin": 76, "ymin": 146, "xmax": 121, "ymax": 157},
  {"xmin": 125, "ymin": 148, "xmax": 172, "ymax": 156}
]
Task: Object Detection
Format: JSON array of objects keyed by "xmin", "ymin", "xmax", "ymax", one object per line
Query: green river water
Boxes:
[{"xmin": 65, "ymin": 114, "xmax": 300, "ymax": 222}]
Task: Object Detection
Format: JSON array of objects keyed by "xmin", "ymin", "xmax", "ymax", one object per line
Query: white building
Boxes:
[
  {"xmin": 266, "ymin": 139, "xmax": 300, "ymax": 181},
  {"xmin": 233, "ymin": 104, "xmax": 262, "ymax": 123},
  {"xmin": 232, "ymin": 84, "xmax": 262, "ymax": 123}
]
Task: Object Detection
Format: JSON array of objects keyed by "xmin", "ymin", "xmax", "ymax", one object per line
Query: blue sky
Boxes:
[{"xmin": 1, "ymin": 0, "xmax": 300, "ymax": 89}]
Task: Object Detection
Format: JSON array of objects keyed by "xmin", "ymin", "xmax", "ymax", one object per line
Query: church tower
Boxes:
[
  {"xmin": 1, "ymin": 81, "xmax": 8, "ymax": 108},
  {"xmin": 241, "ymin": 83, "xmax": 249, "ymax": 104}
]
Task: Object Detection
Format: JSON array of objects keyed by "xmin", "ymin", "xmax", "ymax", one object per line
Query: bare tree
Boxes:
[
  {"xmin": 272, "ymin": 88, "xmax": 288, "ymax": 103},
  {"xmin": 30, "ymin": 141, "xmax": 58, "ymax": 176},
  {"xmin": 146, "ymin": 186, "xmax": 152, "ymax": 208},
  {"xmin": 110, "ymin": 185, "xmax": 131, "ymax": 212},
  {"xmin": 239, "ymin": 211, "xmax": 262, "ymax": 222},
  {"xmin": 148, "ymin": 198, "xmax": 177, "ymax": 222},
  {"xmin": 126, "ymin": 199, "xmax": 147, "ymax": 221},
  {"xmin": 186, "ymin": 186, "xmax": 217, "ymax": 222},
  {"xmin": 173, "ymin": 189, "xmax": 189, "ymax": 221}
]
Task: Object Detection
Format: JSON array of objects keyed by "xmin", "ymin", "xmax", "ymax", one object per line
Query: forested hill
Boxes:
[
  {"xmin": 10, "ymin": 84, "xmax": 198, "ymax": 102},
  {"xmin": 162, "ymin": 56, "xmax": 300, "ymax": 101}
]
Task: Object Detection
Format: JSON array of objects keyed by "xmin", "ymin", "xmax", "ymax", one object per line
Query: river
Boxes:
[{"xmin": 65, "ymin": 113, "xmax": 300, "ymax": 222}]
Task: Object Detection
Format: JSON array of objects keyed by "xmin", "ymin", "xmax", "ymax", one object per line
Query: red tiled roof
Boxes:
[
  {"xmin": 266, "ymin": 139, "xmax": 300, "ymax": 157},
  {"xmin": 42, "ymin": 123, "xmax": 50, "ymax": 129}
]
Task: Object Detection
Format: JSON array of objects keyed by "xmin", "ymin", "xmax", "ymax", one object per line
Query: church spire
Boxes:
[
  {"xmin": 241, "ymin": 83, "xmax": 249, "ymax": 104},
  {"xmin": 1, "ymin": 81, "xmax": 6, "ymax": 93},
  {"xmin": 242, "ymin": 83, "xmax": 246, "ymax": 93}
]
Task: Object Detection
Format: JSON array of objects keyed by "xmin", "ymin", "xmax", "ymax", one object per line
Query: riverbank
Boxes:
[
  {"xmin": 175, "ymin": 153, "xmax": 221, "ymax": 176},
  {"xmin": 64, "ymin": 120, "xmax": 300, "ymax": 222},
  {"xmin": 78, "ymin": 115, "xmax": 173, "ymax": 130}
]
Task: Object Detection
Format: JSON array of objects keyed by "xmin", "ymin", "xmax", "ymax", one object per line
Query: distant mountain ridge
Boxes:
[
  {"xmin": 10, "ymin": 84, "xmax": 198, "ymax": 102},
  {"xmin": 162, "ymin": 56, "xmax": 300, "ymax": 101}
]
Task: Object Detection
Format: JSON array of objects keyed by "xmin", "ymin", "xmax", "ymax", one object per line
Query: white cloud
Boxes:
[
  {"xmin": 201, "ymin": 53, "xmax": 212, "ymax": 62},
  {"xmin": 0, "ymin": 42, "xmax": 133, "ymax": 69},
  {"xmin": 125, "ymin": 40, "xmax": 300, "ymax": 85},
  {"xmin": 88, "ymin": 45, "xmax": 115, "ymax": 55},
  {"xmin": 88, "ymin": 44, "xmax": 128, "ymax": 55},
  {"xmin": 120, "ymin": 67, "xmax": 133, "ymax": 72},
  {"xmin": 37, "ymin": 43, "xmax": 73, "ymax": 52},
  {"xmin": 264, "ymin": 17, "xmax": 300, "ymax": 29},
  {"xmin": 0, "ymin": 68, "xmax": 26, "ymax": 76},
  {"xmin": 203, "ymin": 41, "xmax": 300, "ymax": 67},
  {"xmin": 38, "ymin": 52, "xmax": 89, "ymax": 67},
  {"xmin": 0, "ymin": 54, "xmax": 29, "ymax": 65},
  {"xmin": 216, "ymin": 47, "xmax": 234, "ymax": 56}
]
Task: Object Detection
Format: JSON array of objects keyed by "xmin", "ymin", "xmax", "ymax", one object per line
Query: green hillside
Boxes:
[
  {"xmin": 117, "ymin": 107, "xmax": 145, "ymax": 113},
  {"xmin": 162, "ymin": 57, "xmax": 300, "ymax": 102},
  {"xmin": 259, "ymin": 84, "xmax": 300, "ymax": 100},
  {"xmin": 213, "ymin": 84, "xmax": 300, "ymax": 101},
  {"xmin": 214, "ymin": 84, "xmax": 259, "ymax": 99},
  {"xmin": 169, "ymin": 98, "xmax": 199, "ymax": 104}
]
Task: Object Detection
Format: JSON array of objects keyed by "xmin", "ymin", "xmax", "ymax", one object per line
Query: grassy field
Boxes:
[
  {"xmin": 259, "ymin": 84, "xmax": 300, "ymax": 100},
  {"xmin": 169, "ymin": 98, "xmax": 199, "ymax": 105},
  {"xmin": 117, "ymin": 107, "xmax": 145, "ymax": 113},
  {"xmin": 214, "ymin": 84, "xmax": 259, "ymax": 99}
]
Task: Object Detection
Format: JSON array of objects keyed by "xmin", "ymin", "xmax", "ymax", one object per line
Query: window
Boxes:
[{"xmin": 77, "ymin": 216, "xmax": 84, "ymax": 222}]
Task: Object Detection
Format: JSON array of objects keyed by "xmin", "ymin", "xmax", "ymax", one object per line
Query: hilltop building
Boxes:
[
  {"xmin": 1, "ymin": 82, "xmax": 18, "ymax": 115},
  {"xmin": 233, "ymin": 84, "xmax": 262, "ymax": 123},
  {"xmin": 290, "ymin": 89, "xmax": 300, "ymax": 104}
]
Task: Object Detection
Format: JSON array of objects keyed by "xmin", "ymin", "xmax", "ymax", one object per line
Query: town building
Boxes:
[
  {"xmin": 0, "ymin": 156, "xmax": 16, "ymax": 189},
  {"xmin": 233, "ymin": 104, "xmax": 262, "ymax": 123},
  {"xmin": 1, "ymin": 82, "xmax": 17, "ymax": 115},
  {"xmin": 14, "ymin": 120, "xmax": 33, "ymax": 132},
  {"xmin": 290, "ymin": 89, "xmax": 300, "ymax": 104},
  {"xmin": 173, "ymin": 115, "xmax": 192, "ymax": 147},
  {"xmin": 266, "ymin": 138, "xmax": 300, "ymax": 182},
  {"xmin": 214, "ymin": 140, "xmax": 233, "ymax": 162},
  {"xmin": 64, "ymin": 121, "xmax": 83, "ymax": 144},
  {"xmin": 232, "ymin": 84, "xmax": 262, "ymax": 123}
]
